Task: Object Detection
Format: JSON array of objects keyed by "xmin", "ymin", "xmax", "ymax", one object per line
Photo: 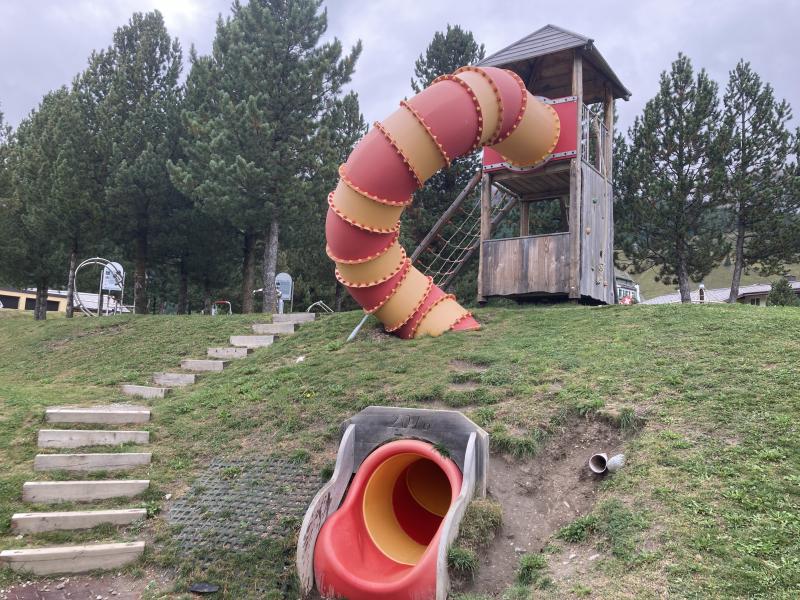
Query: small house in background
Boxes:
[
  {"xmin": 643, "ymin": 276, "xmax": 800, "ymax": 306},
  {"xmin": 0, "ymin": 288, "xmax": 68, "ymax": 313},
  {"xmin": 0, "ymin": 288, "xmax": 130, "ymax": 314},
  {"xmin": 615, "ymin": 271, "xmax": 641, "ymax": 303}
]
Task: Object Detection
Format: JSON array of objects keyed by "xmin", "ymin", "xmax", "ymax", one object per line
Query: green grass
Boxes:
[{"xmin": 0, "ymin": 303, "xmax": 799, "ymax": 598}]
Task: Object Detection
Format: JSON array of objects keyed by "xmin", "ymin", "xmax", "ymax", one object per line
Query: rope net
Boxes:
[{"xmin": 413, "ymin": 180, "xmax": 517, "ymax": 288}]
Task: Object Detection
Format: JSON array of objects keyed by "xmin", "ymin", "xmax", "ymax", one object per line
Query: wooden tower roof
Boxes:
[{"xmin": 478, "ymin": 24, "xmax": 631, "ymax": 103}]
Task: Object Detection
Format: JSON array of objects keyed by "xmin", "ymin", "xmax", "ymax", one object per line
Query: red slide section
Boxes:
[
  {"xmin": 326, "ymin": 65, "xmax": 560, "ymax": 338},
  {"xmin": 313, "ymin": 440, "xmax": 462, "ymax": 600}
]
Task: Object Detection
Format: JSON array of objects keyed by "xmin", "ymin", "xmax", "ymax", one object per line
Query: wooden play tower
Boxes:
[
  {"xmin": 411, "ymin": 25, "xmax": 630, "ymax": 305},
  {"xmin": 475, "ymin": 25, "xmax": 630, "ymax": 304}
]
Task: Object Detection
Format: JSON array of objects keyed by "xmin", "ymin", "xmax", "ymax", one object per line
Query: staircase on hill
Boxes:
[
  {"xmin": 0, "ymin": 312, "xmax": 317, "ymax": 577},
  {"xmin": 1, "ymin": 404, "xmax": 150, "ymax": 575}
]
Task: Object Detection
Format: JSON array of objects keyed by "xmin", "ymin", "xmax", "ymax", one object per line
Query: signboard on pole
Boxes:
[
  {"xmin": 275, "ymin": 272, "xmax": 293, "ymax": 314},
  {"xmin": 101, "ymin": 262, "xmax": 124, "ymax": 291}
]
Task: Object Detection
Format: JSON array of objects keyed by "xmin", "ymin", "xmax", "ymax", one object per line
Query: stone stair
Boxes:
[
  {"xmin": 11, "ymin": 508, "xmax": 146, "ymax": 534},
  {"xmin": 153, "ymin": 372, "xmax": 196, "ymax": 387},
  {"xmin": 230, "ymin": 335, "xmax": 274, "ymax": 348},
  {"xmin": 1, "ymin": 405, "xmax": 151, "ymax": 576},
  {"xmin": 34, "ymin": 452, "xmax": 151, "ymax": 472},
  {"xmin": 120, "ymin": 384, "xmax": 170, "ymax": 399},
  {"xmin": 0, "ymin": 542, "xmax": 145, "ymax": 575}
]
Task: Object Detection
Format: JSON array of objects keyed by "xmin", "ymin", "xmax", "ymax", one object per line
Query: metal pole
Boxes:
[{"xmin": 347, "ymin": 313, "xmax": 370, "ymax": 342}]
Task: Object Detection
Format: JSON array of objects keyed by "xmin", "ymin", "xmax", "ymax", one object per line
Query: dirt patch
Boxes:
[
  {"xmin": 461, "ymin": 419, "xmax": 624, "ymax": 596},
  {"xmin": 0, "ymin": 569, "xmax": 171, "ymax": 600},
  {"xmin": 449, "ymin": 360, "xmax": 488, "ymax": 373},
  {"xmin": 449, "ymin": 382, "xmax": 480, "ymax": 391}
]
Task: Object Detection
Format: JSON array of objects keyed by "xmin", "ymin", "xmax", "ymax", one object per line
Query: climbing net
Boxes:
[{"xmin": 413, "ymin": 183, "xmax": 518, "ymax": 288}]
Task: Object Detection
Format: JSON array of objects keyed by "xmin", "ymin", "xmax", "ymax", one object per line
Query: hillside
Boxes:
[{"xmin": 0, "ymin": 305, "xmax": 798, "ymax": 599}]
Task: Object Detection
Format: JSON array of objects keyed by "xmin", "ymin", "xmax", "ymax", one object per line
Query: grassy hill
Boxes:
[
  {"xmin": 0, "ymin": 305, "xmax": 798, "ymax": 598},
  {"xmin": 632, "ymin": 262, "xmax": 800, "ymax": 301}
]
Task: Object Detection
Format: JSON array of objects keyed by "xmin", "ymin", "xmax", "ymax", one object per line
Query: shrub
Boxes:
[{"xmin": 767, "ymin": 278, "xmax": 800, "ymax": 306}]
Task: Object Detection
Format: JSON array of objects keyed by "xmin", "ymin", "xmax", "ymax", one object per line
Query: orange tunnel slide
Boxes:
[
  {"xmin": 326, "ymin": 65, "xmax": 561, "ymax": 338},
  {"xmin": 313, "ymin": 439, "xmax": 462, "ymax": 599}
]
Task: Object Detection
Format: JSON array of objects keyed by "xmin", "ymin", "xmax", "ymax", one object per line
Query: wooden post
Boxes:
[
  {"xmin": 476, "ymin": 173, "xmax": 492, "ymax": 303},
  {"xmin": 603, "ymin": 85, "xmax": 615, "ymax": 180},
  {"xmin": 568, "ymin": 50, "xmax": 583, "ymax": 299},
  {"xmin": 604, "ymin": 84, "xmax": 616, "ymax": 304},
  {"xmin": 519, "ymin": 201, "xmax": 530, "ymax": 237}
]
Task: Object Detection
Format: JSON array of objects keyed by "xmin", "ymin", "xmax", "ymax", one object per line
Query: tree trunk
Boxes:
[
  {"xmin": 677, "ymin": 260, "xmax": 691, "ymax": 303},
  {"xmin": 133, "ymin": 232, "xmax": 148, "ymax": 315},
  {"xmin": 262, "ymin": 220, "xmax": 280, "ymax": 313},
  {"xmin": 177, "ymin": 258, "xmax": 189, "ymax": 315},
  {"xmin": 203, "ymin": 276, "xmax": 212, "ymax": 315},
  {"xmin": 35, "ymin": 278, "xmax": 48, "ymax": 321},
  {"xmin": 65, "ymin": 244, "xmax": 78, "ymax": 318},
  {"xmin": 728, "ymin": 217, "xmax": 746, "ymax": 303},
  {"xmin": 335, "ymin": 281, "xmax": 344, "ymax": 312},
  {"xmin": 241, "ymin": 230, "xmax": 256, "ymax": 314}
]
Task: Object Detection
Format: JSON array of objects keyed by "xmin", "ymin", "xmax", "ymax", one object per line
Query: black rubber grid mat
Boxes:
[{"xmin": 168, "ymin": 457, "xmax": 321, "ymax": 554}]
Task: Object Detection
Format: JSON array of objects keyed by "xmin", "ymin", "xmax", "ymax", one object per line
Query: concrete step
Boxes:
[
  {"xmin": 153, "ymin": 372, "xmax": 196, "ymax": 387},
  {"xmin": 230, "ymin": 335, "xmax": 274, "ymax": 348},
  {"xmin": 34, "ymin": 453, "xmax": 151, "ymax": 472},
  {"xmin": 38, "ymin": 429, "xmax": 149, "ymax": 449},
  {"xmin": 272, "ymin": 312, "xmax": 316, "ymax": 324},
  {"xmin": 121, "ymin": 384, "xmax": 169, "ymax": 399},
  {"xmin": 252, "ymin": 322, "xmax": 295, "ymax": 335},
  {"xmin": 46, "ymin": 405, "xmax": 150, "ymax": 425},
  {"xmin": 11, "ymin": 508, "xmax": 146, "ymax": 533},
  {"xmin": 0, "ymin": 541, "xmax": 145, "ymax": 575},
  {"xmin": 208, "ymin": 347, "xmax": 252, "ymax": 359},
  {"xmin": 181, "ymin": 359, "xmax": 228, "ymax": 372},
  {"xmin": 22, "ymin": 480, "xmax": 150, "ymax": 503}
]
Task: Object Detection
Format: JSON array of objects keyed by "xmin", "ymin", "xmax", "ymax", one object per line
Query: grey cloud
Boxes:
[{"xmin": 2, "ymin": 0, "xmax": 798, "ymax": 138}]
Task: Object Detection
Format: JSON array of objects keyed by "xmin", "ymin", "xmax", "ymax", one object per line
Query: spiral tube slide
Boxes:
[
  {"xmin": 326, "ymin": 66, "xmax": 560, "ymax": 338},
  {"xmin": 313, "ymin": 439, "xmax": 462, "ymax": 599}
]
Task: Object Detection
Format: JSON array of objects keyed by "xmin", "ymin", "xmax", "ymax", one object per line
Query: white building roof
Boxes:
[{"xmin": 643, "ymin": 281, "xmax": 800, "ymax": 305}]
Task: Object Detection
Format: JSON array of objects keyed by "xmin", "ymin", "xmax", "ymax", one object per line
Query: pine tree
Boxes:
[
  {"xmin": 720, "ymin": 60, "xmax": 800, "ymax": 302},
  {"xmin": 170, "ymin": 0, "xmax": 361, "ymax": 313},
  {"xmin": 285, "ymin": 91, "xmax": 367, "ymax": 310},
  {"xmin": 616, "ymin": 54, "xmax": 728, "ymax": 302},
  {"xmin": 0, "ymin": 105, "xmax": 11, "ymax": 201},
  {"xmin": 79, "ymin": 11, "xmax": 183, "ymax": 314},
  {"xmin": 767, "ymin": 277, "xmax": 800, "ymax": 306},
  {"xmin": 405, "ymin": 26, "xmax": 485, "ymax": 251},
  {"xmin": 50, "ymin": 90, "xmax": 104, "ymax": 317},
  {"xmin": 3, "ymin": 91, "xmax": 74, "ymax": 319}
]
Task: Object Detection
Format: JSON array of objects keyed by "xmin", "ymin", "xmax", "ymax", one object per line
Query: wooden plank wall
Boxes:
[
  {"xmin": 481, "ymin": 233, "xmax": 570, "ymax": 296},
  {"xmin": 579, "ymin": 163, "xmax": 615, "ymax": 303}
]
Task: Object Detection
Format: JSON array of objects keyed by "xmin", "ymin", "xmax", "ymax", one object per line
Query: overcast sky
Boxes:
[{"xmin": 1, "ymin": 0, "xmax": 798, "ymax": 136}]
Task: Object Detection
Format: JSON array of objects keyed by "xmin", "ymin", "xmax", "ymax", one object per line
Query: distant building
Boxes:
[
  {"xmin": 642, "ymin": 277, "xmax": 800, "ymax": 306},
  {"xmin": 0, "ymin": 288, "xmax": 129, "ymax": 314},
  {"xmin": 615, "ymin": 271, "xmax": 641, "ymax": 303}
]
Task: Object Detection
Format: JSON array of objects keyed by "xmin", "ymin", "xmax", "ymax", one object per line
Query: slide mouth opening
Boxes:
[{"xmin": 362, "ymin": 449, "xmax": 458, "ymax": 566}]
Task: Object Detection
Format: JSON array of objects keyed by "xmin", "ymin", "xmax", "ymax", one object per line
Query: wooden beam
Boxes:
[
  {"xmin": 410, "ymin": 170, "xmax": 481, "ymax": 263},
  {"xmin": 490, "ymin": 161, "xmax": 570, "ymax": 183},
  {"xmin": 519, "ymin": 201, "xmax": 529, "ymax": 237},
  {"xmin": 568, "ymin": 50, "xmax": 583, "ymax": 300},
  {"xmin": 521, "ymin": 191, "xmax": 570, "ymax": 203},
  {"xmin": 603, "ymin": 85, "xmax": 615, "ymax": 179},
  {"xmin": 476, "ymin": 174, "xmax": 492, "ymax": 303}
]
